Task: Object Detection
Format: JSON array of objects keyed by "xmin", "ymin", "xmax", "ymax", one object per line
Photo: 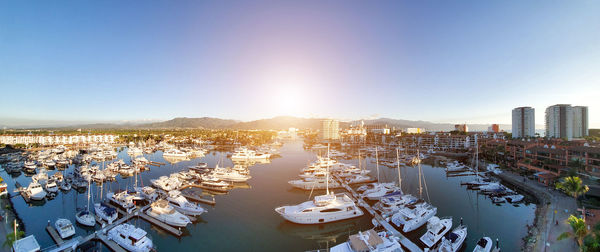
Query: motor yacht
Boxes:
[
  {"xmin": 211, "ymin": 168, "xmax": 251, "ymax": 182},
  {"xmin": 146, "ymin": 199, "xmax": 191, "ymax": 227},
  {"xmin": 107, "ymin": 191, "xmax": 137, "ymax": 214},
  {"xmin": 108, "ymin": 223, "xmax": 153, "ymax": 252},
  {"xmin": 163, "ymin": 149, "xmax": 188, "ymax": 158},
  {"xmin": 505, "ymin": 194, "xmax": 524, "ymax": 203},
  {"xmin": 435, "ymin": 225, "xmax": 467, "ymax": 252},
  {"xmin": 391, "ymin": 203, "xmax": 437, "ymax": 232},
  {"xmin": 26, "ymin": 181, "xmax": 47, "ymax": 200},
  {"xmin": 419, "ymin": 216, "xmax": 452, "ymax": 247},
  {"xmin": 473, "ymin": 237, "xmax": 493, "ymax": 252},
  {"xmin": 135, "ymin": 186, "xmax": 158, "ymax": 202},
  {"xmin": 23, "ymin": 161, "xmax": 37, "ymax": 173},
  {"xmin": 45, "ymin": 179, "xmax": 59, "ymax": 193},
  {"xmin": 329, "ymin": 229, "xmax": 403, "ymax": 252},
  {"xmin": 167, "ymin": 190, "xmax": 206, "ymax": 216},
  {"xmin": 288, "ymin": 178, "xmax": 342, "ymax": 190},
  {"xmin": 231, "ymin": 148, "xmax": 271, "ymax": 161},
  {"xmin": 55, "ymin": 219, "xmax": 75, "ymax": 239},
  {"xmin": 275, "ymin": 193, "xmax": 364, "ymax": 224}
]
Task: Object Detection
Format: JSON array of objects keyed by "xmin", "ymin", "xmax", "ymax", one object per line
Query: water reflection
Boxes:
[{"xmin": 278, "ymin": 217, "xmax": 361, "ymax": 243}]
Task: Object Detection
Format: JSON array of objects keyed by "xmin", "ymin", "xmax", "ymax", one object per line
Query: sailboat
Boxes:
[
  {"xmin": 275, "ymin": 144, "xmax": 364, "ymax": 224},
  {"xmin": 76, "ymin": 179, "xmax": 96, "ymax": 227}
]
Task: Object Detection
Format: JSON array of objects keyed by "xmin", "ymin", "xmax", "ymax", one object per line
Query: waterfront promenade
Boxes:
[{"xmin": 495, "ymin": 171, "xmax": 578, "ymax": 252}]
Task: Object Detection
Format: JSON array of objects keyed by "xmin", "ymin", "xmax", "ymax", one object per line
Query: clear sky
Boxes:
[{"xmin": 1, "ymin": 1, "xmax": 599, "ymax": 127}]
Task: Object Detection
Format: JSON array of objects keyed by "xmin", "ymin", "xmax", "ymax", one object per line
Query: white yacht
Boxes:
[
  {"xmin": 391, "ymin": 203, "xmax": 437, "ymax": 233},
  {"xmin": 32, "ymin": 169, "xmax": 48, "ymax": 185},
  {"xmin": 108, "ymin": 223, "xmax": 153, "ymax": 252},
  {"xmin": 275, "ymin": 193, "xmax": 364, "ymax": 224},
  {"xmin": 55, "ymin": 219, "xmax": 75, "ymax": 239},
  {"xmin": 330, "ymin": 229, "xmax": 404, "ymax": 252},
  {"xmin": 419, "ymin": 216, "xmax": 452, "ymax": 247},
  {"xmin": 135, "ymin": 186, "xmax": 158, "ymax": 201},
  {"xmin": 26, "ymin": 181, "xmax": 47, "ymax": 200},
  {"xmin": 23, "ymin": 161, "xmax": 37, "ymax": 173},
  {"xmin": 345, "ymin": 174, "xmax": 375, "ymax": 185},
  {"xmin": 231, "ymin": 148, "xmax": 271, "ymax": 161},
  {"xmin": 505, "ymin": 194, "xmax": 524, "ymax": 203},
  {"xmin": 167, "ymin": 190, "xmax": 206, "ymax": 216},
  {"xmin": 107, "ymin": 191, "xmax": 137, "ymax": 214},
  {"xmin": 473, "ymin": 237, "xmax": 493, "ymax": 252},
  {"xmin": 95, "ymin": 202, "xmax": 118, "ymax": 224},
  {"xmin": 45, "ymin": 179, "xmax": 59, "ymax": 193},
  {"xmin": 151, "ymin": 176, "xmax": 182, "ymax": 191},
  {"xmin": 361, "ymin": 183, "xmax": 402, "ymax": 201},
  {"xmin": 211, "ymin": 168, "xmax": 251, "ymax": 182},
  {"xmin": 146, "ymin": 199, "xmax": 191, "ymax": 227},
  {"xmin": 436, "ymin": 225, "xmax": 467, "ymax": 252},
  {"xmin": 163, "ymin": 149, "xmax": 188, "ymax": 158},
  {"xmin": 288, "ymin": 178, "xmax": 342, "ymax": 190}
]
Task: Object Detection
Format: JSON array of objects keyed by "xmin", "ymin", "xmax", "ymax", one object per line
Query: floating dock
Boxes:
[{"xmin": 333, "ymin": 174, "xmax": 423, "ymax": 252}]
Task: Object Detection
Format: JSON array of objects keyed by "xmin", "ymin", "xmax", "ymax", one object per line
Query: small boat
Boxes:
[
  {"xmin": 55, "ymin": 219, "xmax": 75, "ymax": 239},
  {"xmin": 505, "ymin": 194, "xmax": 524, "ymax": 203},
  {"xmin": 436, "ymin": 225, "xmax": 468, "ymax": 252},
  {"xmin": 146, "ymin": 199, "xmax": 191, "ymax": 227},
  {"xmin": 473, "ymin": 237, "xmax": 493, "ymax": 252},
  {"xmin": 108, "ymin": 223, "xmax": 153, "ymax": 252},
  {"xmin": 95, "ymin": 202, "xmax": 118, "ymax": 224},
  {"xmin": 491, "ymin": 196, "xmax": 505, "ymax": 204},
  {"xmin": 420, "ymin": 216, "xmax": 452, "ymax": 247},
  {"xmin": 60, "ymin": 181, "xmax": 72, "ymax": 191}
]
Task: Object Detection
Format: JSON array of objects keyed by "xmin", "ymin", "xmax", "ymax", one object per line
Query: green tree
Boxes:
[
  {"xmin": 3, "ymin": 230, "xmax": 25, "ymax": 248},
  {"xmin": 558, "ymin": 215, "xmax": 588, "ymax": 247},
  {"xmin": 556, "ymin": 176, "xmax": 590, "ymax": 199}
]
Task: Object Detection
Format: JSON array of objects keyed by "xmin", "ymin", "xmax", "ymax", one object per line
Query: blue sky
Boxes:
[{"xmin": 1, "ymin": 1, "xmax": 599, "ymax": 127}]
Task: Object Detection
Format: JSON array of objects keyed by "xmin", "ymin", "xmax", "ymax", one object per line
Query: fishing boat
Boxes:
[
  {"xmin": 419, "ymin": 216, "xmax": 452, "ymax": 247},
  {"xmin": 108, "ymin": 223, "xmax": 153, "ymax": 252},
  {"xmin": 167, "ymin": 190, "xmax": 206, "ymax": 216},
  {"xmin": 146, "ymin": 199, "xmax": 191, "ymax": 227},
  {"xmin": 54, "ymin": 219, "xmax": 75, "ymax": 239},
  {"xmin": 95, "ymin": 202, "xmax": 118, "ymax": 224}
]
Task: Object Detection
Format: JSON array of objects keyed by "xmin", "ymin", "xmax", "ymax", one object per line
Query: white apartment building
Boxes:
[
  {"xmin": 512, "ymin": 107, "xmax": 535, "ymax": 138},
  {"xmin": 321, "ymin": 119, "xmax": 340, "ymax": 140},
  {"xmin": 0, "ymin": 134, "xmax": 117, "ymax": 145},
  {"xmin": 572, "ymin": 106, "xmax": 589, "ymax": 138},
  {"xmin": 545, "ymin": 104, "xmax": 573, "ymax": 140}
]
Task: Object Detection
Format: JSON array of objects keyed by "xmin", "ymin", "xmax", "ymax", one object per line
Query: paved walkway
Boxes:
[{"xmin": 496, "ymin": 171, "xmax": 578, "ymax": 252}]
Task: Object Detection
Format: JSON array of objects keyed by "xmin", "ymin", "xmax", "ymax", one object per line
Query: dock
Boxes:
[
  {"xmin": 46, "ymin": 225, "xmax": 64, "ymax": 245},
  {"xmin": 333, "ymin": 174, "xmax": 423, "ymax": 252},
  {"xmin": 148, "ymin": 161, "xmax": 165, "ymax": 166}
]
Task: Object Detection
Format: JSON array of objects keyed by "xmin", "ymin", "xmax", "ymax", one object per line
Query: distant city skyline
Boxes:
[{"xmin": 1, "ymin": 1, "xmax": 598, "ymax": 127}]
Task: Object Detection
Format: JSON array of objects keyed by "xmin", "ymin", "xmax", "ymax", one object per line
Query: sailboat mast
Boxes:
[
  {"xmin": 396, "ymin": 148, "xmax": 402, "ymax": 188},
  {"xmin": 418, "ymin": 150, "xmax": 423, "ymax": 198},
  {"xmin": 326, "ymin": 143, "xmax": 330, "ymax": 195},
  {"xmin": 375, "ymin": 147, "xmax": 380, "ymax": 182},
  {"xmin": 87, "ymin": 178, "xmax": 91, "ymax": 211}
]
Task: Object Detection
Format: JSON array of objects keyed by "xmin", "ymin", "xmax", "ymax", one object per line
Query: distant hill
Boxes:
[
  {"xmin": 141, "ymin": 117, "xmax": 239, "ymax": 129},
  {"xmin": 5, "ymin": 116, "xmax": 513, "ymax": 132}
]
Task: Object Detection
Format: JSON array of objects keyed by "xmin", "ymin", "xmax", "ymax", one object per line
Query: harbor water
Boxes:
[{"xmin": 2, "ymin": 140, "xmax": 535, "ymax": 251}]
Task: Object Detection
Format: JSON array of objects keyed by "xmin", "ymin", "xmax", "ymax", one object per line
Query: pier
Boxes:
[{"xmin": 332, "ymin": 174, "xmax": 423, "ymax": 252}]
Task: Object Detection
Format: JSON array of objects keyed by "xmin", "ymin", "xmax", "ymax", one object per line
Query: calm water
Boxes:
[{"xmin": 2, "ymin": 141, "xmax": 535, "ymax": 251}]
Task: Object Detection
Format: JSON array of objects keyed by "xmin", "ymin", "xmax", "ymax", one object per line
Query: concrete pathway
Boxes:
[{"xmin": 497, "ymin": 171, "xmax": 579, "ymax": 252}]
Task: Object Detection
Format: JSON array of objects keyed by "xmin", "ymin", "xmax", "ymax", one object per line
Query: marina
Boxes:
[{"xmin": 0, "ymin": 141, "xmax": 536, "ymax": 251}]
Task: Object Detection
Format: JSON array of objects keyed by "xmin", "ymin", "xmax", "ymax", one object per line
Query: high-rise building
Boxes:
[
  {"xmin": 545, "ymin": 104, "xmax": 573, "ymax": 140},
  {"xmin": 572, "ymin": 106, "xmax": 589, "ymax": 138},
  {"xmin": 488, "ymin": 124, "xmax": 500, "ymax": 133},
  {"xmin": 512, "ymin": 107, "xmax": 535, "ymax": 138},
  {"xmin": 321, "ymin": 119, "xmax": 340, "ymax": 140},
  {"xmin": 454, "ymin": 124, "xmax": 468, "ymax": 132}
]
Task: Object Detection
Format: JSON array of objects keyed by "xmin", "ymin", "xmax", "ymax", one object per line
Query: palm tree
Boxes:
[
  {"xmin": 556, "ymin": 176, "xmax": 590, "ymax": 199},
  {"xmin": 3, "ymin": 230, "xmax": 24, "ymax": 248},
  {"xmin": 558, "ymin": 215, "xmax": 588, "ymax": 247}
]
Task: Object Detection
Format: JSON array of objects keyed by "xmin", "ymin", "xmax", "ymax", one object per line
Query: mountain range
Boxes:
[{"xmin": 2, "ymin": 116, "xmax": 513, "ymax": 132}]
